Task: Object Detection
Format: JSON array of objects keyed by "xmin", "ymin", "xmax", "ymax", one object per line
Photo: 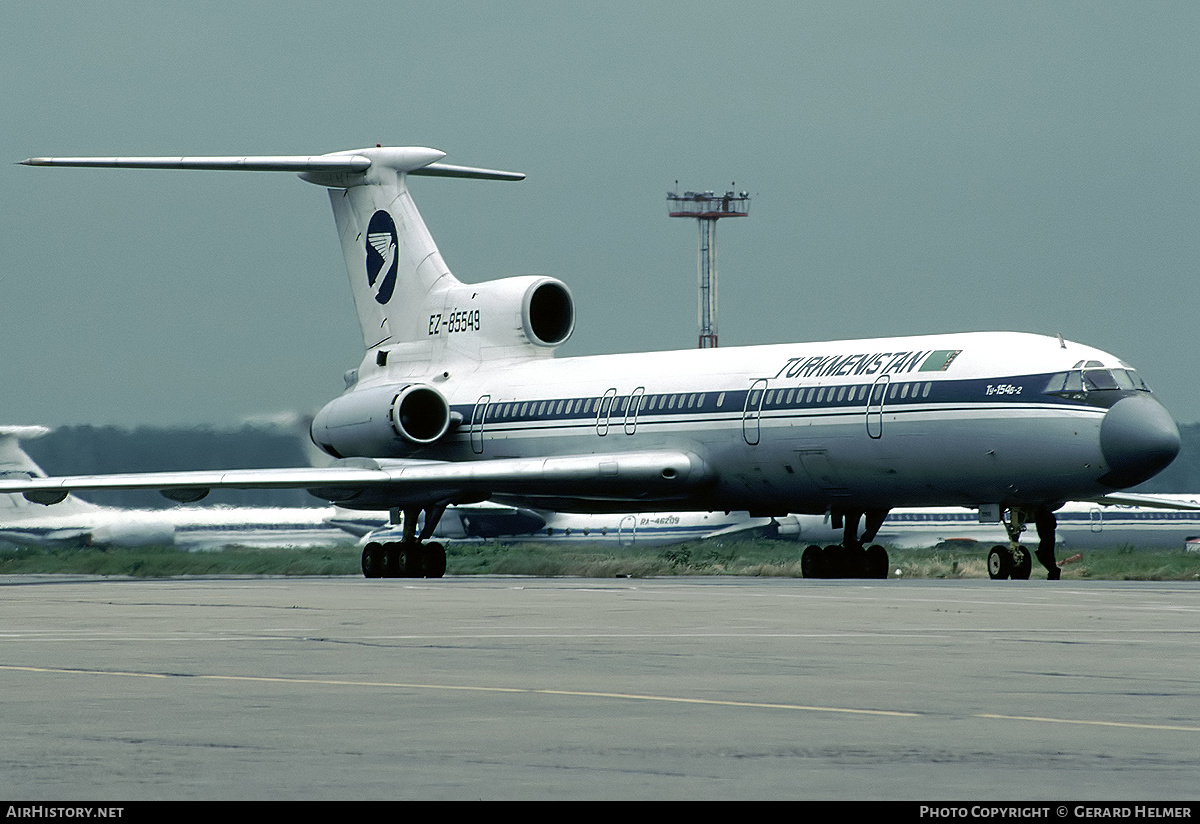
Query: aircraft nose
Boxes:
[{"xmin": 1098, "ymin": 394, "xmax": 1181, "ymax": 488}]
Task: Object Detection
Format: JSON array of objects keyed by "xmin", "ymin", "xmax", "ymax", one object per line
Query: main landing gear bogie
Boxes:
[
  {"xmin": 362, "ymin": 541, "xmax": 447, "ymax": 579},
  {"xmin": 803, "ymin": 507, "xmax": 891, "ymax": 579},
  {"xmin": 801, "ymin": 543, "xmax": 889, "ymax": 579}
]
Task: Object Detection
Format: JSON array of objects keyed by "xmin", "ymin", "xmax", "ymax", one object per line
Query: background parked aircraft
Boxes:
[
  {"xmin": 0, "ymin": 426, "xmax": 349, "ymax": 550},
  {"xmin": 336, "ymin": 505, "xmax": 779, "ymax": 548},
  {"xmin": 344, "ymin": 497, "xmax": 1200, "ymax": 555}
]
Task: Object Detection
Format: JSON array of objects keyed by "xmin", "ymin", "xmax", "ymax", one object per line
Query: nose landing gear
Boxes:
[{"xmin": 988, "ymin": 506, "xmax": 1059, "ymax": 580}]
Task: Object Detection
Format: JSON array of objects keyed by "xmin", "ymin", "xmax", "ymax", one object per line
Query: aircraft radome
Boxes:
[{"xmin": 1, "ymin": 147, "xmax": 1183, "ymax": 580}]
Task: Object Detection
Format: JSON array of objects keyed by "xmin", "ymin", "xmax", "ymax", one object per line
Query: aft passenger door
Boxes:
[
  {"xmin": 470, "ymin": 395, "xmax": 491, "ymax": 454},
  {"xmin": 618, "ymin": 514, "xmax": 638, "ymax": 546}
]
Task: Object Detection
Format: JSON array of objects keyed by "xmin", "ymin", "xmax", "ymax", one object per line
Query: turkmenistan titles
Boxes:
[{"xmin": 773, "ymin": 349, "xmax": 963, "ymax": 381}]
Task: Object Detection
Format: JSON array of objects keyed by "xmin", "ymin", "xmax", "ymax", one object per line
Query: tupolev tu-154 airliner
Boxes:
[{"xmin": 0, "ymin": 146, "xmax": 1182, "ymax": 580}]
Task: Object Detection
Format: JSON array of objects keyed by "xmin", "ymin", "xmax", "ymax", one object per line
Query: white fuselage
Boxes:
[{"xmin": 313, "ymin": 330, "xmax": 1176, "ymax": 515}]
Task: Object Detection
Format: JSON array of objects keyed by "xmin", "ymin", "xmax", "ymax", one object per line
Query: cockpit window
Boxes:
[
  {"xmin": 1045, "ymin": 368, "xmax": 1151, "ymax": 396},
  {"xmin": 1126, "ymin": 370, "xmax": 1150, "ymax": 391},
  {"xmin": 1082, "ymin": 370, "xmax": 1119, "ymax": 391},
  {"xmin": 1110, "ymin": 369, "xmax": 1137, "ymax": 391}
]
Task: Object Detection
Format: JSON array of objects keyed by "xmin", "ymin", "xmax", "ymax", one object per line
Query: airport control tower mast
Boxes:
[{"xmin": 668, "ymin": 185, "xmax": 750, "ymax": 348}]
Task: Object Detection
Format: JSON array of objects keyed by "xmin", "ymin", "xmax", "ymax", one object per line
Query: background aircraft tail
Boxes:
[{"xmin": 0, "ymin": 426, "xmax": 97, "ymax": 518}]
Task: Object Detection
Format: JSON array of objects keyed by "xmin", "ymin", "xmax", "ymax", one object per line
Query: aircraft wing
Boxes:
[
  {"xmin": 1085, "ymin": 493, "xmax": 1200, "ymax": 511},
  {"xmin": 0, "ymin": 450, "xmax": 713, "ymax": 510},
  {"xmin": 699, "ymin": 517, "xmax": 780, "ymax": 540}
]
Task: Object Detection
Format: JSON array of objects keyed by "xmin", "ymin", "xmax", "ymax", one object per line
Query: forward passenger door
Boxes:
[{"xmin": 743, "ymin": 379, "xmax": 767, "ymax": 445}]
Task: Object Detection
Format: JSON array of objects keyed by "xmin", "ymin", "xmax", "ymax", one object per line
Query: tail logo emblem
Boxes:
[{"xmin": 365, "ymin": 210, "xmax": 399, "ymax": 304}]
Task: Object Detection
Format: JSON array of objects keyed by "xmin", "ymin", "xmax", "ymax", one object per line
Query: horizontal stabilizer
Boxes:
[
  {"xmin": 413, "ymin": 162, "xmax": 525, "ymax": 181},
  {"xmin": 20, "ymin": 155, "xmax": 372, "ymax": 173},
  {"xmin": 19, "ymin": 149, "xmax": 524, "ymax": 180}
]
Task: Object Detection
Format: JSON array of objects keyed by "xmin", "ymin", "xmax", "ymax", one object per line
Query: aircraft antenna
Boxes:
[{"xmin": 667, "ymin": 184, "xmax": 750, "ymax": 348}]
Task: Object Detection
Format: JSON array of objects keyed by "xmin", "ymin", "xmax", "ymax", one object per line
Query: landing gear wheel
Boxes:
[
  {"xmin": 846, "ymin": 546, "xmax": 869, "ymax": 578},
  {"xmin": 1011, "ymin": 546, "xmax": 1032, "ymax": 580},
  {"xmin": 381, "ymin": 543, "xmax": 404, "ymax": 578},
  {"xmin": 988, "ymin": 545, "xmax": 1012, "ymax": 580},
  {"xmin": 865, "ymin": 544, "xmax": 889, "ymax": 579},
  {"xmin": 801, "ymin": 544, "xmax": 824, "ymax": 578},
  {"xmin": 402, "ymin": 543, "xmax": 425, "ymax": 578},
  {"xmin": 361, "ymin": 543, "xmax": 384, "ymax": 579},
  {"xmin": 424, "ymin": 542, "xmax": 447, "ymax": 578},
  {"xmin": 822, "ymin": 545, "xmax": 845, "ymax": 578}
]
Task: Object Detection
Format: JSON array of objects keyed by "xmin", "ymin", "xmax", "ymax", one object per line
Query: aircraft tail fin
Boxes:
[{"xmin": 21, "ymin": 148, "xmax": 524, "ymax": 358}]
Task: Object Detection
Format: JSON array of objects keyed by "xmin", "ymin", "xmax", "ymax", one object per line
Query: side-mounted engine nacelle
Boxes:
[
  {"xmin": 311, "ymin": 383, "xmax": 453, "ymax": 459},
  {"xmin": 434, "ymin": 275, "xmax": 575, "ymax": 355}
]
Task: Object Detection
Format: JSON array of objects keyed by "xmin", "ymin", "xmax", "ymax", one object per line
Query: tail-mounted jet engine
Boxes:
[
  {"xmin": 432, "ymin": 275, "xmax": 575, "ymax": 352},
  {"xmin": 311, "ymin": 383, "xmax": 452, "ymax": 459},
  {"xmin": 519, "ymin": 278, "xmax": 574, "ymax": 347}
]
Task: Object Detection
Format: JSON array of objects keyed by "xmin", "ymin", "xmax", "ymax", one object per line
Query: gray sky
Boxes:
[{"xmin": 3, "ymin": 1, "xmax": 1199, "ymax": 427}]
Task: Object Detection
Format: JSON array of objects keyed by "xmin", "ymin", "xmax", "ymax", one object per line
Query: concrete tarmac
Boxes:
[{"xmin": 0, "ymin": 574, "xmax": 1197, "ymax": 800}]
